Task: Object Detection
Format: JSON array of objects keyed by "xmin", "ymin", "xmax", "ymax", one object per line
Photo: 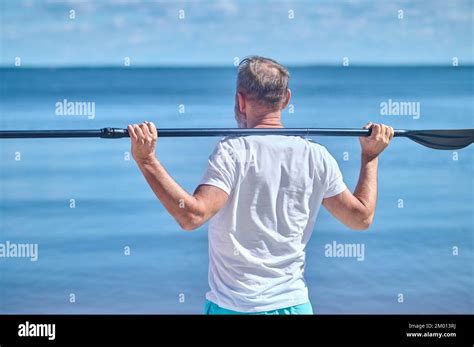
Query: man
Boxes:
[{"xmin": 128, "ymin": 56, "xmax": 394, "ymax": 315}]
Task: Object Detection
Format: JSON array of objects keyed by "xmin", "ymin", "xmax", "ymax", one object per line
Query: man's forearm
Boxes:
[
  {"xmin": 353, "ymin": 155, "xmax": 378, "ymax": 223},
  {"xmin": 322, "ymin": 123, "xmax": 392, "ymax": 230},
  {"xmin": 136, "ymin": 157, "xmax": 201, "ymax": 228}
]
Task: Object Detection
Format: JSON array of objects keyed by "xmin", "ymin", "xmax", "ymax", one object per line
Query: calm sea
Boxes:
[{"xmin": 0, "ymin": 66, "xmax": 472, "ymax": 313}]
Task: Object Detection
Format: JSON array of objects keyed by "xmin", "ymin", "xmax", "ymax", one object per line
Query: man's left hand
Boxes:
[{"xmin": 128, "ymin": 121, "xmax": 158, "ymax": 164}]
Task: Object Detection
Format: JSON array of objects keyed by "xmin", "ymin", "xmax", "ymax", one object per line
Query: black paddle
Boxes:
[{"xmin": 0, "ymin": 128, "xmax": 473, "ymax": 150}]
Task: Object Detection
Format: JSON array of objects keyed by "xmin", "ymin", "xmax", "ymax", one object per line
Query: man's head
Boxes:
[{"xmin": 235, "ymin": 56, "xmax": 291, "ymax": 128}]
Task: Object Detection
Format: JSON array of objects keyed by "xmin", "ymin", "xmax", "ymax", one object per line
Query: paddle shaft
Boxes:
[
  {"xmin": 0, "ymin": 127, "xmax": 408, "ymax": 139},
  {"xmin": 1, "ymin": 127, "xmax": 472, "ymax": 150}
]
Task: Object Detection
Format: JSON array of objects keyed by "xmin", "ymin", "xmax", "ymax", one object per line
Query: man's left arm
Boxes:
[{"xmin": 129, "ymin": 122, "xmax": 228, "ymax": 231}]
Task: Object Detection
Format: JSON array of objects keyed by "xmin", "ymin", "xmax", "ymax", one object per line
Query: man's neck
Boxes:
[{"xmin": 250, "ymin": 111, "xmax": 283, "ymax": 128}]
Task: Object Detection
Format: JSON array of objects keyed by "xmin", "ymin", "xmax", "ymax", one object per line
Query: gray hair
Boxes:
[{"xmin": 237, "ymin": 56, "xmax": 290, "ymax": 109}]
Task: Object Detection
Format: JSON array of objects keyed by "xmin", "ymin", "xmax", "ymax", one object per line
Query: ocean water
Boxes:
[{"xmin": 0, "ymin": 66, "xmax": 472, "ymax": 314}]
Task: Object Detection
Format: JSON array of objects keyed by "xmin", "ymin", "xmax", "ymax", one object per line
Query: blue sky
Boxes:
[{"xmin": 0, "ymin": 0, "xmax": 472, "ymax": 66}]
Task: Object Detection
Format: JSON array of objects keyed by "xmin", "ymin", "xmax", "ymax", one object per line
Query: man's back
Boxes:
[
  {"xmin": 129, "ymin": 56, "xmax": 393, "ymax": 314},
  {"xmin": 200, "ymin": 135, "xmax": 346, "ymax": 312}
]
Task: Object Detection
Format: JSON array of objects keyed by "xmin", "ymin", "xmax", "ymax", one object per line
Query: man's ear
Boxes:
[
  {"xmin": 281, "ymin": 89, "xmax": 291, "ymax": 110},
  {"xmin": 237, "ymin": 92, "xmax": 246, "ymax": 113}
]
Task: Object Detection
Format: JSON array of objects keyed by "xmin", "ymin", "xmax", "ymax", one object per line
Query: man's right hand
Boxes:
[{"xmin": 359, "ymin": 123, "xmax": 394, "ymax": 161}]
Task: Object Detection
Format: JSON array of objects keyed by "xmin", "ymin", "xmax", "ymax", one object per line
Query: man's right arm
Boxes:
[{"xmin": 323, "ymin": 123, "xmax": 394, "ymax": 230}]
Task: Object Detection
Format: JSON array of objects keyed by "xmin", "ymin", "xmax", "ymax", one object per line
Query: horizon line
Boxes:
[{"xmin": 1, "ymin": 63, "xmax": 473, "ymax": 69}]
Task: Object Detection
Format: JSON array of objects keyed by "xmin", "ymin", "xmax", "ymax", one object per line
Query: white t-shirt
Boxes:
[{"xmin": 199, "ymin": 135, "xmax": 347, "ymax": 312}]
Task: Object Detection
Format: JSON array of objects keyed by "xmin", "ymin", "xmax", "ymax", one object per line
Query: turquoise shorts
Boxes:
[{"xmin": 204, "ymin": 299, "xmax": 313, "ymax": 315}]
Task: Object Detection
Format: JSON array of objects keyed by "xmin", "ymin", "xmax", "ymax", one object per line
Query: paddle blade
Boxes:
[{"xmin": 403, "ymin": 129, "xmax": 474, "ymax": 150}]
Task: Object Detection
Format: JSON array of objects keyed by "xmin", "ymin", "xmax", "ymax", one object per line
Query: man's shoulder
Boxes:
[
  {"xmin": 215, "ymin": 136, "xmax": 246, "ymax": 150},
  {"xmin": 304, "ymin": 138, "xmax": 340, "ymax": 166},
  {"xmin": 302, "ymin": 137, "xmax": 330, "ymax": 154},
  {"xmin": 210, "ymin": 137, "xmax": 246, "ymax": 163}
]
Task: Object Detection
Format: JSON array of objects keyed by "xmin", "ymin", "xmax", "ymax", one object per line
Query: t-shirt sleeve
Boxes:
[
  {"xmin": 198, "ymin": 139, "xmax": 238, "ymax": 195},
  {"xmin": 320, "ymin": 146, "xmax": 347, "ymax": 198}
]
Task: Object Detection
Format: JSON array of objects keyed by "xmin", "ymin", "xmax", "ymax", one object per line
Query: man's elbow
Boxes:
[
  {"xmin": 352, "ymin": 220, "xmax": 371, "ymax": 230},
  {"xmin": 179, "ymin": 222, "xmax": 200, "ymax": 231},
  {"xmin": 352, "ymin": 211, "xmax": 374, "ymax": 231},
  {"xmin": 177, "ymin": 213, "xmax": 204, "ymax": 231},
  {"xmin": 178, "ymin": 219, "xmax": 199, "ymax": 231}
]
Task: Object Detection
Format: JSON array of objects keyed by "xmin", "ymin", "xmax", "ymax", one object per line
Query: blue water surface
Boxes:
[{"xmin": 0, "ymin": 66, "xmax": 472, "ymax": 313}]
